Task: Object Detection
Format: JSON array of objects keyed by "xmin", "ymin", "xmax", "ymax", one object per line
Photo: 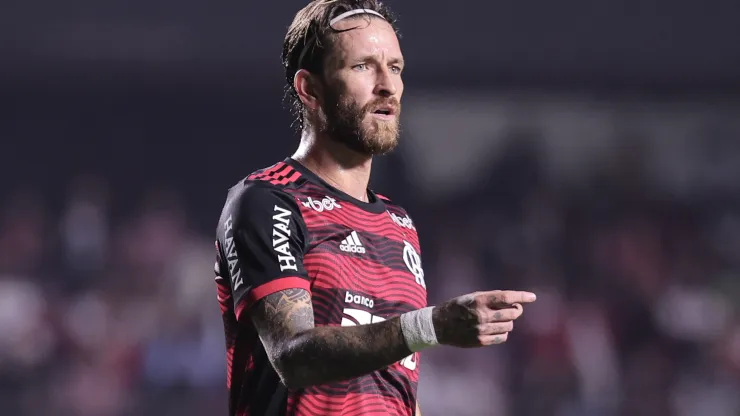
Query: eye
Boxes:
[
  {"xmin": 390, "ymin": 65, "xmax": 402, "ymax": 74},
  {"xmin": 352, "ymin": 63, "xmax": 368, "ymax": 71}
]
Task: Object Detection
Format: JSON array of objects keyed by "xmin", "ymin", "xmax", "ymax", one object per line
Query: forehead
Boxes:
[{"xmin": 329, "ymin": 17, "xmax": 401, "ymax": 61}]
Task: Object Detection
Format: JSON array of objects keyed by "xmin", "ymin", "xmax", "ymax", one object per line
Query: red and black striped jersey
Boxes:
[{"xmin": 214, "ymin": 158, "xmax": 427, "ymax": 416}]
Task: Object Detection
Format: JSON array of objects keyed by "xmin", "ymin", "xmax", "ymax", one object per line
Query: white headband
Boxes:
[
  {"xmin": 296, "ymin": 9, "xmax": 387, "ymax": 70},
  {"xmin": 329, "ymin": 9, "xmax": 385, "ymax": 27}
]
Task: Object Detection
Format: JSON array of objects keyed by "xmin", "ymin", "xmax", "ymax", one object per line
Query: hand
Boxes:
[{"xmin": 432, "ymin": 290, "xmax": 536, "ymax": 348}]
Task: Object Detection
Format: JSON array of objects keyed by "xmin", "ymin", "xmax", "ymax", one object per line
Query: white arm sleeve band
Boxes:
[{"xmin": 400, "ymin": 307, "xmax": 439, "ymax": 352}]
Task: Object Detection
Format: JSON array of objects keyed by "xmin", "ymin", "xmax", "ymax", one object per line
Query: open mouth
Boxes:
[{"xmin": 372, "ymin": 106, "xmax": 395, "ymax": 117}]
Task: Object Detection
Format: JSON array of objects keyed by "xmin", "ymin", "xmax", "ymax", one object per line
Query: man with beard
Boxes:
[{"xmin": 212, "ymin": 1, "xmax": 537, "ymax": 415}]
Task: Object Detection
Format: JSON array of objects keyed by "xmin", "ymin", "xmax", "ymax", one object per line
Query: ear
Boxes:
[{"xmin": 294, "ymin": 69, "xmax": 322, "ymax": 111}]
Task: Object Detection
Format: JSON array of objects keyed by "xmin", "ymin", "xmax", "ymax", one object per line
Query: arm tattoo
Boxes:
[
  {"xmin": 252, "ymin": 289, "xmax": 314, "ymax": 362},
  {"xmin": 251, "ymin": 288, "xmax": 413, "ymax": 389},
  {"xmin": 260, "ymin": 289, "xmax": 315, "ymax": 331}
]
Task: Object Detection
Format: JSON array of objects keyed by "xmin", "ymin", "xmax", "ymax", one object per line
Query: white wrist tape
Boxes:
[{"xmin": 400, "ymin": 307, "xmax": 438, "ymax": 352}]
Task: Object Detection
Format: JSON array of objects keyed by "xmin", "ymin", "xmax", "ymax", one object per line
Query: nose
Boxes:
[{"xmin": 374, "ymin": 67, "xmax": 397, "ymax": 97}]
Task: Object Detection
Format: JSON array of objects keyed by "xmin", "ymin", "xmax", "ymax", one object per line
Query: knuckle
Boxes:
[
  {"xmin": 472, "ymin": 294, "xmax": 484, "ymax": 307},
  {"xmin": 471, "ymin": 308, "xmax": 483, "ymax": 323},
  {"xmin": 459, "ymin": 293, "xmax": 477, "ymax": 307},
  {"xmin": 478, "ymin": 310, "xmax": 491, "ymax": 324},
  {"xmin": 499, "ymin": 293, "xmax": 511, "ymax": 304}
]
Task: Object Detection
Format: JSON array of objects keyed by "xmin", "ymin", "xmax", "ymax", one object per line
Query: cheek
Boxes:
[
  {"xmin": 349, "ymin": 87, "xmax": 375, "ymax": 107},
  {"xmin": 341, "ymin": 73, "xmax": 375, "ymax": 100}
]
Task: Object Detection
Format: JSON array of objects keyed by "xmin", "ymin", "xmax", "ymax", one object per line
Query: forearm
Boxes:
[{"xmin": 278, "ymin": 317, "xmax": 412, "ymax": 388}]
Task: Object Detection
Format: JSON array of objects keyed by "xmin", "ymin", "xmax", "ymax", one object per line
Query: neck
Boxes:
[{"xmin": 292, "ymin": 129, "xmax": 373, "ymax": 202}]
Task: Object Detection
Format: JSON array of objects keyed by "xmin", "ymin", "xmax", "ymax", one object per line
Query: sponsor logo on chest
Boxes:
[
  {"xmin": 345, "ymin": 290, "xmax": 374, "ymax": 308},
  {"xmin": 388, "ymin": 211, "xmax": 416, "ymax": 230},
  {"xmin": 302, "ymin": 196, "xmax": 341, "ymax": 212},
  {"xmin": 339, "ymin": 230, "xmax": 366, "ymax": 254}
]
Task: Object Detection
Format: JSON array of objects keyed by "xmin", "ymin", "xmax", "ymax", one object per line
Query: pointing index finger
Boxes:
[{"xmin": 485, "ymin": 290, "xmax": 537, "ymax": 306}]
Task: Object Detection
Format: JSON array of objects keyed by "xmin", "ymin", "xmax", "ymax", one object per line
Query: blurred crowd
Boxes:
[
  {"xmin": 2, "ymin": 129, "xmax": 739, "ymax": 416},
  {"xmin": 0, "ymin": 176, "xmax": 225, "ymax": 415},
  {"xmin": 416, "ymin": 142, "xmax": 740, "ymax": 416}
]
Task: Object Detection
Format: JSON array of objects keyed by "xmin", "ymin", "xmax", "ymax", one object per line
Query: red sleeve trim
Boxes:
[{"xmin": 235, "ymin": 277, "xmax": 311, "ymax": 321}]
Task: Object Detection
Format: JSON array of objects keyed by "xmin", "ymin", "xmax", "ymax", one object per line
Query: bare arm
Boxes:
[
  {"xmin": 251, "ymin": 288, "xmax": 412, "ymax": 389},
  {"xmin": 252, "ymin": 288, "xmax": 535, "ymax": 389}
]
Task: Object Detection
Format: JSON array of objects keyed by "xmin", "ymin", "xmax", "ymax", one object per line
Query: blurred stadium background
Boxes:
[{"xmin": 3, "ymin": 1, "xmax": 740, "ymax": 415}]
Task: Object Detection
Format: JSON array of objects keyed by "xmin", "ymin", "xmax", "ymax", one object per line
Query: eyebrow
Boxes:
[{"xmin": 351, "ymin": 55, "xmax": 405, "ymax": 66}]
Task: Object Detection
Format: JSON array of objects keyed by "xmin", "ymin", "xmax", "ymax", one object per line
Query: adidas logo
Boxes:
[{"xmin": 339, "ymin": 231, "xmax": 366, "ymax": 254}]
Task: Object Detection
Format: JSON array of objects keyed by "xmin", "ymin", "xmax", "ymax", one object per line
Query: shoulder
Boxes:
[
  {"xmin": 246, "ymin": 161, "xmax": 304, "ymax": 188},
  {"xmin": 231, "ymin": 161, "xmax": 306, "ymax": 202},
  {"xmin": 220, "ymin": 162, "xmax": 306, "ymax": 224},
  {"xmin": 374, "ymin": 192, "xmax": 417, "ymax": 231},
  {"xmin": 374, "ymin": 191, "xmax": 408, "ymax": 215}
]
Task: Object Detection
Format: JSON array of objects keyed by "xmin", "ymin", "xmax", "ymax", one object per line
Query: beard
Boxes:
[{"xmin": 318, "ymin": 86, "xmax": 401, "ymax": 156}]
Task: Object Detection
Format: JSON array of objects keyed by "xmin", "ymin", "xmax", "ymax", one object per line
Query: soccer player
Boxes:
[{"xmin": 213, "ymin": 1, "xmax": 537, "ymax": 415}]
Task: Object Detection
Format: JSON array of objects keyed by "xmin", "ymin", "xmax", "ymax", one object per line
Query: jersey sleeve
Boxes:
[{"xmin": 216, "ymin": 183, "xmax": 310, "ymax": 321}]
